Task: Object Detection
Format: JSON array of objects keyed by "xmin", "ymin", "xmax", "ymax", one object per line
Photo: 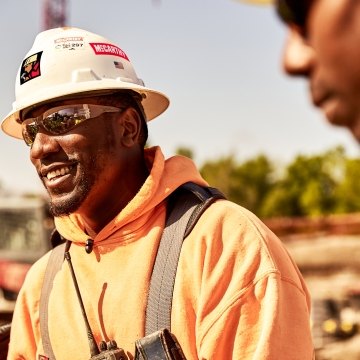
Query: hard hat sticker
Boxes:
[
  {"xmin": 89, "ymin": 42, "xmax": 129, "ymax": 61},
  {"xmin": 54, "ymin": 36, "xmax": 85, "ymax": 50},
  {"xmin": 114, "ymin": 61, "xmax": 124, "ymax": 70},
  {"xmin": 20, "ymin": 51, "xmax": 43, "ymax": 85}
]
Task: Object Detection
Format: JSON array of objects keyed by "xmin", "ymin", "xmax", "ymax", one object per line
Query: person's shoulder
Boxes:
[
  {"xmin": 20, "ymin": 249, "xmax": 55, "ymax": 293},
  {"xmin": 184, "ymin": 198, "xmax": 277, "ymax": 256},
  {"xmin": 189, "ymin": 199, "xmax": 302, "ymax": 277},
  {"xmin": 178, "ymin": 198, "xmax": 310, "ymax": 308},
  {"xmin": 196, "ymin": 198, "xmax": 275, "ymax": 239},
  {"xmin": 11, "ymin": 249, "xmax": 55, "ymax": 318}
]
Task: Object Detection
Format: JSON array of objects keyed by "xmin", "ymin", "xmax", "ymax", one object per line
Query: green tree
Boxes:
[
  {"xmin": 200, "ymin": 155, "xmax": 237, "ymax": 198},
  {"xmin": 231, "ymin": 155, "xmax": 274, "ymax": 214},
  {"xmin": 200, "ymin": 154, "xmax": 275, "ymax": 213},
  {"xmin": 175, "ymin": 146, "xmax": 194, "ymax": 160},
  {"xmin": 335, "ymin": 158, "xmax": 360, "ymax": 213},
  {"xmin": 261, "ymin": 148, "xmax": 344, "ymax": 217},
  {"xmin": 184, "ymin": 144, "xmax": 360, "ymax": 218}
]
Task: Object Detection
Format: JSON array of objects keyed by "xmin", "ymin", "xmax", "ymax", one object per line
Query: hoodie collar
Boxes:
[{"xmin": 54, "ymin": 146, "xmax": 208, "ymax": 244}]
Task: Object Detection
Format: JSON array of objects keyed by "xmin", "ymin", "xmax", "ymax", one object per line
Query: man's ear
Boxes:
[{"xmin": 117, "ymin": 107, "xmax": 142, "ymax": 147}]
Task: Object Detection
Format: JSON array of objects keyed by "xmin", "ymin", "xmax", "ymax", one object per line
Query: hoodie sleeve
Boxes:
[
  {"xmin": 172, "ymin": 199, "xmax": 314, "ymax": 359},
  {"xmin": 7, "ymin": 252, "xmax": 50, "ymax": 360}
]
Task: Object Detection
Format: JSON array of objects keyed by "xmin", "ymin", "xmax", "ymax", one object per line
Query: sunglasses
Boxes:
[
  {"xmin": 21, "ymin": 104, "xmax": 123, "ymax": 146},
  {"xmin": 275, "ymin": 0, "xmax": 313, "ymax": 28}
]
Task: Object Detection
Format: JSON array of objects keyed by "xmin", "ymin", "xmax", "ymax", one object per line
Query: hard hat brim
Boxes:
[{"xmin": 1, "ymin": 80, "xmax": 170, "ymax": 140}]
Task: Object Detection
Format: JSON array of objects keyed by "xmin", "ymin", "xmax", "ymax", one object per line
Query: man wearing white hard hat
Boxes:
[{"xmin": 2, "ymin": 27, "xmax": 313, "ymax": 359}]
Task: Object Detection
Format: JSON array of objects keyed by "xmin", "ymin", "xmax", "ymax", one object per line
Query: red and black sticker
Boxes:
[
  {"xmin": 89, "ymin": 42, "xmax": 129, "ymax": 61},
  {"xmin": 20, "ymin": 51, "xmax": 43, "ymax": 85}
]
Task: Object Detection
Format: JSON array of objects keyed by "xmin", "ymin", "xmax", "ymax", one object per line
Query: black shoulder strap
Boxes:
[
  {"xmin": 39, "ymin": 242, "xmax": 66, "ymax": 360},
  {"xmin": 180, "ymin": 182, "xmax": 225, "ymax": 238},
  {"xmin": 145, "ymin": 182, "xmax": 225, "ymax": 335}
]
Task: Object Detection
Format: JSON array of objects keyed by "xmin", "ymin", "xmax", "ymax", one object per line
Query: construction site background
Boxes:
[{"xmin": 266, "ymin": 213, "xmax": 360, "ymax": 360}]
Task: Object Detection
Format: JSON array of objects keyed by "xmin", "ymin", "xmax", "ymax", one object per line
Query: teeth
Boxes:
[{"xmin": 46, "ymin": 166, "xmax": 71, "ymax": 180}]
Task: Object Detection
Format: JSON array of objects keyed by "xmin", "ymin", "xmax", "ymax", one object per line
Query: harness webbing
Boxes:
[
  {"xmin": 145, "ymin": 182, "xmax": 224, "ymax": 335},
  {"xmin": 39, "ymin": 242, "xmax": 66, "ymax": 360}
]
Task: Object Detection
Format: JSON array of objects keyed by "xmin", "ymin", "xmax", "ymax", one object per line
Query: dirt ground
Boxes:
[{"xmin": 281, "ymin": 232, "xmax": 360, "ymax": 359}]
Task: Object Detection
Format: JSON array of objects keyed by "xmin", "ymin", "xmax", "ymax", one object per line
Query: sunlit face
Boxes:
[
  {"xmin": 27, "ymin": 96, "xmax": 135, "ymax": 218},
  {"xmin": 281, "ymin": 0, "xmax": 360, "ymax": 141}
]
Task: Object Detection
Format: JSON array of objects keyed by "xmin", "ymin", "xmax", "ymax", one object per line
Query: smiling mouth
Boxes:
[{"xmin": 45, "ymin": 165, "xmax": 74, "ymax": 181}]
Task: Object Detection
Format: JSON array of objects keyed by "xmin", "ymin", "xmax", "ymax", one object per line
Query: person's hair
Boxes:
[{"xmin": 101, "ymin": 90, "xmax": 148, "ymax": 147}]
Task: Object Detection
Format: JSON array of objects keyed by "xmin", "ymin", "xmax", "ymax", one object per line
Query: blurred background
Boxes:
[
  {"xmin": 1, "ymin": 0, "xmax": 359, "ymax": 194},
  {"xmin": 1, "ymin": 1, "xmax": 360, "ymax": 358}
]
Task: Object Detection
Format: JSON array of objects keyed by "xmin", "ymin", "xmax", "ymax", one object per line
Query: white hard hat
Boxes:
[{"xmin": 1, "ymin": 27, "xmax": 170, "ymax": 140}]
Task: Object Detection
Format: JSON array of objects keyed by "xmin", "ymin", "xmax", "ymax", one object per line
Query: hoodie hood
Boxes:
[{"xmin": 54, "ymin": 146, "xmax": 208, "ymax": 245}]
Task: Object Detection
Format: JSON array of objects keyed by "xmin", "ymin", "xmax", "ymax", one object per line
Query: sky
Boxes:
[{"xmin": 1, "ymin": 0, "xmax": 359, "ymax": 195}]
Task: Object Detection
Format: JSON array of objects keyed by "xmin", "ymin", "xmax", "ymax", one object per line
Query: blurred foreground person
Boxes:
[
  {"xmin": 1, "ymin": 27, "xmax": 313, "ymax": 359},
  {"xmin": 277, "ymin": 0, "xmax": 360, "ymax": 142}
]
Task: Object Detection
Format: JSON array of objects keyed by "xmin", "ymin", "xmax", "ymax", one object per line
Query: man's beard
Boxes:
[{"xmin": 47, "ymin": 164, "xmax": 94, "ymax": 217}]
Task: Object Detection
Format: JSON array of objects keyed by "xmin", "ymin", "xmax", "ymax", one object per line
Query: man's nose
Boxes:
[
  {"xmin": 282, "ymin": 26, "xmax": 314, "ymax": 77},
  {"xmin": 30, "ymin": 131, "xmax": 60, "ymax": 161}
]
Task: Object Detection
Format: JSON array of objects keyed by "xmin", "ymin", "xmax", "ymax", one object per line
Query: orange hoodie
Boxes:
[{"xmin": 8, "ymin": 146, "xmax": 314, "ymax": 359}]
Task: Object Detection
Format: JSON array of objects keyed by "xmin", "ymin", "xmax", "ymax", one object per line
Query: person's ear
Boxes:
[{"xmin": 117, "ymin": 107, "xmax": 142, "ymax": 147}]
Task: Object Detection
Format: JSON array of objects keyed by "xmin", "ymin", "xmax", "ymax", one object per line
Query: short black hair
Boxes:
[
  {"xmin": 276, "ymin": 0, "xmax": 313, "ymax": 28},
  {"xmin": 102, "ymin": 90, "xmax": 148, "ymax": 147}
]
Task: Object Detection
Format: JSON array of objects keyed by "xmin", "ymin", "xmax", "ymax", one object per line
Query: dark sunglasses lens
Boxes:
[
  {"xmin": 42, "ymin": 111, "xmax": 84, "ymax": 134},
  {"xmin": 23, "ymin": 123, "xmax": 38, "ymax": 146}
]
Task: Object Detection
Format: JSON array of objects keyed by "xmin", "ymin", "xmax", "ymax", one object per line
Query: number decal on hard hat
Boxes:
[
  {"xmin": 20, "ymin": 51, "xmax": 43, "ymax": 85},
  {"xmin": 54, "ymin": 36, "xmax": 85, "ymax": 51}
]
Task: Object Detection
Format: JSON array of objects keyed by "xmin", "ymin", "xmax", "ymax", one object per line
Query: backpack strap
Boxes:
[
  {"xmin": 145, "ymin": 182, "xmax": 225, "ymax": 335},
  {"xmin": 180, "ymin": 182, "xmax": 225, "ymax": 239},
  {"xmin": 39, "ymin": 242, "xmax": 66, "ymax": 360}
]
